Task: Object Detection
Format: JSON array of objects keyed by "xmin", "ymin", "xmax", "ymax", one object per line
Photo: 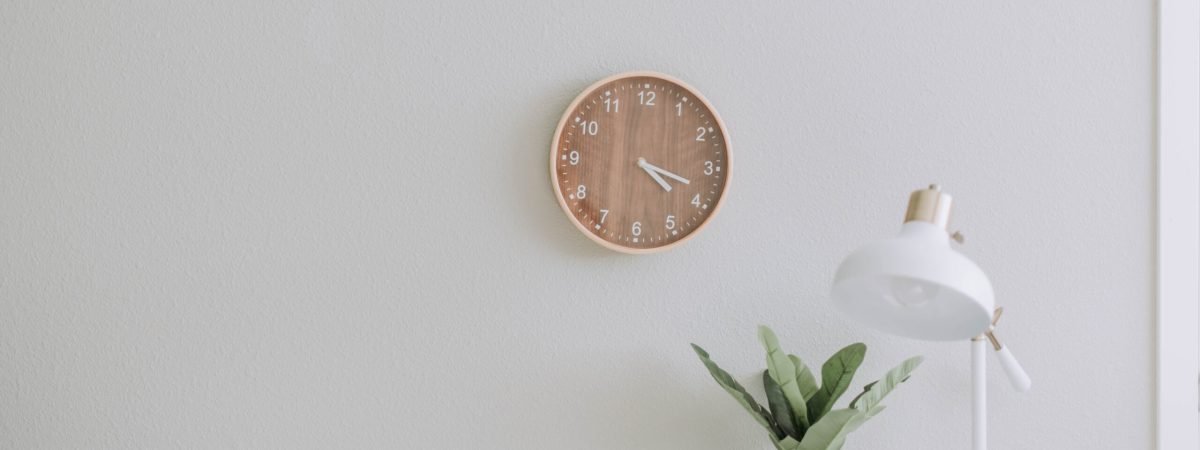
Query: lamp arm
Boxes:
[
  {"xmin": 994, "ymin": 345, "xmax": 1032, "ymax": 392},
  {"xmin": 981, "ymin": 307, "xmax": 1032, "ymax": 392}
]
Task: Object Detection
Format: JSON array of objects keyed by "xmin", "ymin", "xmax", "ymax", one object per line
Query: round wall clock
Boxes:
[{"xmin": 550, "ymin": 71, "xmax": 731, "ymax": 254}]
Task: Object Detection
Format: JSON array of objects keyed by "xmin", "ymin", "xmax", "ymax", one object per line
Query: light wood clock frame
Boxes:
[{"xmin": 549, "ymin": 71, "xmax": 731, "ymax": 254}]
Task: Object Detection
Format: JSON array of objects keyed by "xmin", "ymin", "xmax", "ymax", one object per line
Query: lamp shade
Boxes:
[{"xmin": 831, "ymin": 196, "xmax": 994, "ymax": 341}]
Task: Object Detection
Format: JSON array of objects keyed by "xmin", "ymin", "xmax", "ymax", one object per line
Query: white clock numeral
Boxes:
[
  {"xmin": 704, "ymin": 161, "xmax": 714, "ymax": 175},
  {"xmin": 576, "ymin": 184, "xmax": 587, "ymax": 199},
  {"xmin": 599, "ymin": 209, "xmax": 609, "ymax": 224},
  {"xmin": 665, "ymin": 215, "xmax": 676, "ymax": 230},
  {"xmin": 675, "ymin": 102, "xmax": 682, "ymax": 116},
  {"xmin": 631, "ymin": 221, "xmax": 642, "ymax": 236},
  {"xmin": 695, "ymin": 127, "xmax": 707, "ymax": 141},
  {"xmin": 691, "ymin": 193, "xmax": 701, "ymax": 207},
  {"xmin": 604, "ymin": 97, "xmax": 619, "ymax": 113},
  {"xmin": 638, "ymin": 91, "xmax": 656, "ymax": 106},
  {"xmin": 568, "ymin": 150, "xmax": 580, "ymax": 165},
  {"xmin": 579, "ymin": 121, "xmax": 598, "ymax": 136}
]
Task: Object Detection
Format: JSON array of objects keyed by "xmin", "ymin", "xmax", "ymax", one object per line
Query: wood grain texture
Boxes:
[{"xmin": 550, "ymin": 72, "xmax": 731, "ymax": 253}]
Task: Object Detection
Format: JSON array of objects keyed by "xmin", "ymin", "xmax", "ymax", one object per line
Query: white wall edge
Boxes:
[{"xmin": 1158, "ymin": 0, "xmax": 1200, "ymax": 448}]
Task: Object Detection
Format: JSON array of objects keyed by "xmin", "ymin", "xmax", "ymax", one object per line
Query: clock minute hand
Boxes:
[
  {"xmin": 641, "ymin": 160, "xmax": 691, "ymax": 185},
  {"xmin": 637, "ymin": 158, "xmax": 673, "ymax": 192}
]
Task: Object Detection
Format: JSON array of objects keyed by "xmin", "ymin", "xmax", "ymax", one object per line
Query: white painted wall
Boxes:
[{"xmin": 0, "ymin": 1, "xmax": 1155, "ymax": 449}]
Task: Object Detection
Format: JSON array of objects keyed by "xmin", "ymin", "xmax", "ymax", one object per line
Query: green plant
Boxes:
[{"xmin": 691, "ymin": 326, "xmax": 923, "ymax": 450}]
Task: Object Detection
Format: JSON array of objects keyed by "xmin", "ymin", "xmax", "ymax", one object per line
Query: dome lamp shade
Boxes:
[{"xmin": 831, "ymin": 185, "xmax": 995, "ymax": 341}]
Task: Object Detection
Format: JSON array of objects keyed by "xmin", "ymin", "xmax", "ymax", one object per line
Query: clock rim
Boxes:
[{"xmin": 548, "ymin": 70, "xmax": 732, "ymax": 254}]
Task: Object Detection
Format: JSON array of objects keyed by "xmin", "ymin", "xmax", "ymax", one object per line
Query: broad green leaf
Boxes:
[
  {"xmin": 758, "ymin": 326, "xmax": 810, "ymax": 430},
  {"xmin": 763, "ymin": 370, "xmax": 800, "ymax": 439},
  {"xmin": 691, "ymin": 344, "xmax": 782, "ymax": 437},
  {"xmin": 807, "ymin": 343, "xmax": 867, "ymax": 422},
  {"xmin": 865, "ymin": 405, "xmax": 885, "ymax": 419},
  {"xmin": 789, "ymin": 354, "xmax": 820, "ymax": 401},
  {"xmin": 798, "ymin": 405, "xmax": 886, "ymax": 450},
  {"xmin": 772, "ymin": 434, "xmax": 803, "ymax": 450},
  {"xmin": 850, "ymin": 356, "xmax": 923, "ymax": 412},
  {"xmin": 847, "ymin": 405, "xmax": 885, "ymax": 433},
  {"xmin": 797, "ymin": 408, "xmax": 863, "ymax": 450}
]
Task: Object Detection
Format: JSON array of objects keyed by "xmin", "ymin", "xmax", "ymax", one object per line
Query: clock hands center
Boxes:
[
  {"xmin": 637, "ymin": 158, "xmax": 673, "ymax": 192},
  {"xmin": 637, "ymin": 158, "xmax": 691, "ymax": 188}
]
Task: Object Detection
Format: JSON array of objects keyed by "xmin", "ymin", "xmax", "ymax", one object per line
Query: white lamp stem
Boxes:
[{"xmin": 972, "ymin": 338, "xmax": 987, "ymax": 450}]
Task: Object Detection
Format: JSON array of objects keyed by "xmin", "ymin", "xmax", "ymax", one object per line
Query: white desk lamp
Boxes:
[{"xmin": 831, "ymin": 185, "xmax": 1031, "ymax": 450}]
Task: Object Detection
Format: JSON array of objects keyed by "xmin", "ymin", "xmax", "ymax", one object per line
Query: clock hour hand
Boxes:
[
  {"xmin": 649, "ymin": 165, "xmax": 690, "ymax": 185},
  {"xmin": 638, "ymin": 159, "xmax": 690, "ymax": 185},
  {"xmin": 637, "ymin": 158, "xmax": 674, "ymax": 192}
]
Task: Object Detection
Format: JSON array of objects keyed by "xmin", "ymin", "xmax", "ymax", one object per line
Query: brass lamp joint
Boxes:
[
  {"xmin": 905, "ymin": 184, "xmax": 954, "ymax": 230},
  {"xmin": 973, "ymin": 307, "xmax": 1006, "ymax": 351}
]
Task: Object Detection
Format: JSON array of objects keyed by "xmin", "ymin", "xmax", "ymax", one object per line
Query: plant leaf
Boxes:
[
  {"xmin": 807, "ymin": 343, "xmax": 867, "ymax": 422},
  {"xmin": 796, "ymin": 408, "xmax": 863, "ymax": 450},
  {"xmin": 849, "ymin": 356, "xmax": 923, "ymax": 412},
  {"xmin": 691, "ymin": 344, "xmax": 782, "ymax": 437},
  {"xmin": 763, "ymin": 370, "xmax": 800, "ymax": 439},
  {"xmin": 848, "ymin": 405, "xmax": 885, "ymax": 433},
  {"xmin": 849, "ymin": 407, "xmax": 890, "ymax": 450},
  {"xmin": 849, "ymin": 381, "xmax": 877, "ymax": 407},
  {"xmin": 772, "ymin": 433, "xmax": 803, "ymax": 450},
  {"xmin": 758, "ymin": 326, "xmax": 810, "ymax": 430},
  {"xmin": 798, "ymin": 404, "xmax": 888, "ymax": 450},
  {"xmin": 789, "ymin": 355, "xmax": 820, "ymax": 401}
]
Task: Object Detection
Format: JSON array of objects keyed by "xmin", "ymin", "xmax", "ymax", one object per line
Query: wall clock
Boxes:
[{"xmin": 550, "ymin": 71, "xmax": 731, "ymax": 254}]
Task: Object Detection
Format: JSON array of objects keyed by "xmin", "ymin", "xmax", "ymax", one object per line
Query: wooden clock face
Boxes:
[{"xmin": 550, "ymin": 72, "xmax": 730, "ymax": 253}]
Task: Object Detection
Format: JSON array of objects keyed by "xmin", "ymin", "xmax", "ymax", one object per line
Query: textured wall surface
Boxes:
[{"xmin": 0, "ymin": 1, "xmax": 1155, "ymax": 449}]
